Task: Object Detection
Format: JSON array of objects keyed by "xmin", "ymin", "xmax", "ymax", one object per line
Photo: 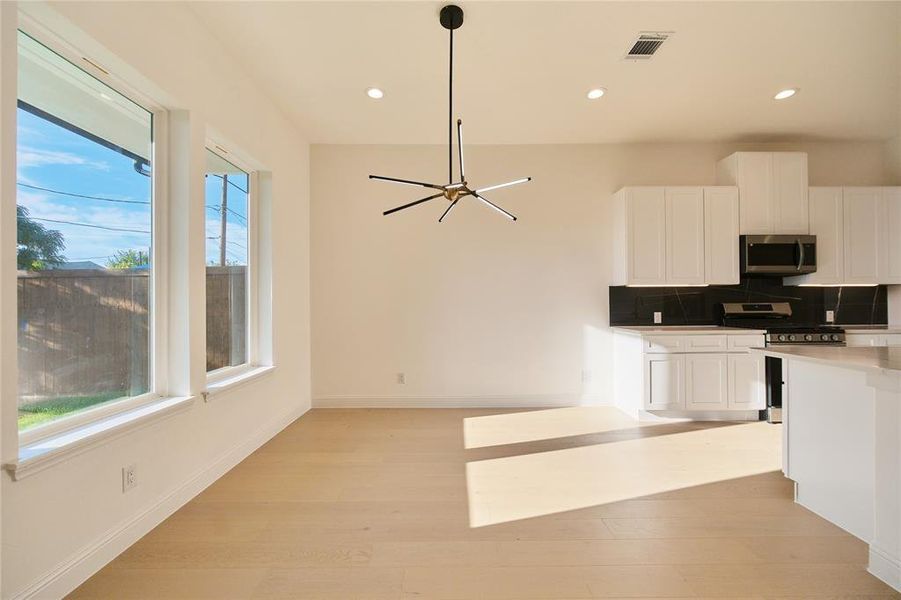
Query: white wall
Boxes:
[
  {"xmin": 2, "ymin": 2, "xmax": 311, "ymax": 598},
  {"xmin": 312, "ymin": 141, "xmax": 890, "ymax": 407}
]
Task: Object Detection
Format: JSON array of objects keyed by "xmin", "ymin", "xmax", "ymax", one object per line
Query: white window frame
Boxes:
[
  {"xmin": 204, "ymin": 143, "xmax": 260, "ymax": 385},
  {"xmin": 15, "ymin": 17, "xmax": 170, "ymax": 446}
]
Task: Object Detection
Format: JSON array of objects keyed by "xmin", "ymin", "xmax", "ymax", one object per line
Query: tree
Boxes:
[
  {"xmin": 107, "ymin": 249, "xmax": 149, "ymax": 270},
  {"xmin": 17, "ymin": 205, "xmax": 65, "ymax": 271}
]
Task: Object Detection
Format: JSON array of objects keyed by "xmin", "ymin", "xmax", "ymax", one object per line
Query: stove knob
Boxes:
[
  {"xmin": 804, "ymin": 334, "xmax": 813, "ymax": 341},
  {"xmin": 831, "ymin": 334, "xmax": 840, "ymax": 341},
  {"xmin": 788, "ymin": 334, "xmax": 796, "ymax": 342},
  {"xmin": 778, "ymin": 334, "xmax": 786, "ymax": 342},
  {"xmin": 821, "ymin": 334, "xmax": 830, "ymax": 341}
]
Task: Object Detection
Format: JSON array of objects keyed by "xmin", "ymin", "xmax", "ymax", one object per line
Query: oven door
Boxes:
[
  {"xmin": 741, "ymin": 235, "xmax": 817, "ymax": 275},
  {"xmin": 765, "ymin": 355, "xmax": 783, "ymax": 423}
]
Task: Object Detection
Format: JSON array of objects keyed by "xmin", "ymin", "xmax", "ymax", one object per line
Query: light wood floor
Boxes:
[{"xmin": 68, "ymin": 407, "xmax": 900, "ymax": 599}]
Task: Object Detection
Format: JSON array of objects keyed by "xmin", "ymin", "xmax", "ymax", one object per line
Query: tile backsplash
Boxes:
[{"xmin": 609, "ymin": 279, "xmax": 887, "ymax": 326}]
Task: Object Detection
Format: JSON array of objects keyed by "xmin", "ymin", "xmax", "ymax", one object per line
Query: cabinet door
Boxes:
[
  {"xmin": 665, "ymin": 187, "xmax": 705, "ymax": 285},
  {"xmin": 773, "ymin": 152, "xmax": 809, "ymax": 233},
  {"xmin": 627, "ymin": 187, "xmax": 666, "ymax": 285},
  {"xmin": 786, "ymin": 187, "xmax": 842, "ymax": 285},
  {"xmin": 644, "ymin": 355, "xmax": 684, "ymax": 410},
  {"xmin": 704, "ymin": 187, "xmax": 740, "ymax": 284},
  {"xmin": 882, "ymin": 187, "xmax": 901, "ymax": 284},
  {"xmin": 728, "ymin": 354, "xmax": 765, "ymax": 410},
  {"xmin": 684, "ymin": 354, "xmax": 728, "ymax": 411},
  {"xmin": 736, "ymin": 153, "xmax": 774, "ymax": 234},
  {"xmin": 843, "ymin": 187, "xmax": 882, "ymax": 284}
]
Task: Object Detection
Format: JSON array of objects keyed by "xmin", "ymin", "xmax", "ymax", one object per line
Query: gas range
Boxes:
[
  {"xmin": 765, "ymin": 326, "xmax": 845, "ymax": 346},
  {"xmin": 720, "ymin": 302, "xmax": 846, "ymax": 346}
]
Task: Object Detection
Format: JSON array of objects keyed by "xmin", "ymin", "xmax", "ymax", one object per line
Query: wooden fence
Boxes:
[{"xmin": 18, "ymin": 266, "xmax": 245, "ymax": 405}]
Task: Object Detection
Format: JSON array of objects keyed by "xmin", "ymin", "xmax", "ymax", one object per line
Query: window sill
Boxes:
[
  {"xmin": 4, "ymin": 394, "xmax": 197, "ymax": 481},
  {"xmin": 205, "ymin": 365, "xmax": 276, "ymax": 401}
]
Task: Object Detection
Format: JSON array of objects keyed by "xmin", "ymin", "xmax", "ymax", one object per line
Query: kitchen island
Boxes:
[{"xmin": 753, "ymin": 346, "xmax": 901, "ymax": 592}]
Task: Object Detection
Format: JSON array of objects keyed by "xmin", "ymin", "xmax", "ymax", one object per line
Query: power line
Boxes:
[
  {"xmin": 206, "ymin": 173, "xmax": 248, "ymax": 195},
  {"xmin": 204, "ymin": 204, "xmax": 247, "ymax": 223},
  {"xmin": 17, "ymin": 182, "xmax": 150, "ymax": 205},
  {"xmin": 32, "ymin": 216, "xmax": 150, "ymax": 234}
]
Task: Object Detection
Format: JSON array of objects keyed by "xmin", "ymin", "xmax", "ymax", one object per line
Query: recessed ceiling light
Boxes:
[
  {"xmin": 774, "ymin": 88, "xmax": 798, "ymax": 100},
  {"xmin": 366, "ymin": 87, "xmax": 384, "ymax": 99},
  {"xmin": 586, "ymin": 88, "xmax": 606, "ymax": 100}
]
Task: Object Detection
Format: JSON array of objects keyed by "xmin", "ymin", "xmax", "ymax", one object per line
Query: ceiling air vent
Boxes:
[{"xmin": 625, "ymin": 32, "xmax": 671, "ymax": 60}]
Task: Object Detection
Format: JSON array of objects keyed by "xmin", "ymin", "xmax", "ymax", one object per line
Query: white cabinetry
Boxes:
[
  {"xmin": 785, "ymin": 187, "xmax": 901, "ymax": 286},
  {"xmin": 685, "ymin": 354, "xmax": 729, "ymax": 410},
  {"xmin": 640, "ymin": 333, "xmax": 766, "ymax": 413},
  {"xmin": 704, "ymin": 187, "xmax": 740, "ymax": 284},
  {"xmin": 846, "ymin": 333, "xmax": 901, "ymax": 347},
  {"xmin": 614, "ymin": 186, "xmax": 738, "ymax": 286},
  {"xmin": 843, "ymin": 187, "xmax": 882, "ymax": 284},
  {"xmin": 716, "ymin": 152, "xmax": 808, "ymax": 234},
  {"xmin": 666, "ymin": 188, "xmax": 705, "ymax": 285},
  {"xmin": 728, "ymin": 354, "xmax": 766, "ymax": 409},
  {"xmin": 645, "ymin": 355, "xmax": 684, "ymax": 410}
]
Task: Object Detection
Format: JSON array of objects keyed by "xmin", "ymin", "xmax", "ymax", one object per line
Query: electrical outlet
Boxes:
[
  {"xmin": 122, "ymin": 464, "xmax": 137, "ymax": 493},
  {"xmin": 581, "ymin": 369, "xmax": 592, "ymax": 383},
  {"xmin": 396, "ymin": 372, "xmax": 406, "ymax": 385},
  {"xmin": 653, "ymin": 311, "xmax": 662, "ymax": 324},
  {"xmin": 826, "ymin": 310, "xmax": 835, "ymax": 323}
]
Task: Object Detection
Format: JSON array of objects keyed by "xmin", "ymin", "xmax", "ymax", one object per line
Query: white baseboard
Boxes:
[
  {"xmin": 312, "ymin": 394, "xmax": 606, "ymax": 409},
  {"xmin": 12, "ymin": 405, "xmax": 307, "ymax": 600},
  {"xmin": 869, "ymin": 545, "xmax": 901, "ymax": 593}
]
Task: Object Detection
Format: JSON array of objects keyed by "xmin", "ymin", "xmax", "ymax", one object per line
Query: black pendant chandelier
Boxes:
[{"xmin": 370, "ymin": 4, "xmax": 531, "ymax": 222}]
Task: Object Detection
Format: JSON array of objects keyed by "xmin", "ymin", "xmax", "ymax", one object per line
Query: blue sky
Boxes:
[{"xmin": 17, "ymin": 107, "xmax": 248, "ymax": 268}]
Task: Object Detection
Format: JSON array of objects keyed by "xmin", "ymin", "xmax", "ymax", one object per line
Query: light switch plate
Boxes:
[
  {"xmin": 826, "ymin": 310, "xmax": 835, "ymax": 323},
  {"xmin": 653, "ymin": 311, "xmax": 662, "ymax": 324}
]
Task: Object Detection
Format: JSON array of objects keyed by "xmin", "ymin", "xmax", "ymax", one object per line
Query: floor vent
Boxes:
[{"xmin": 625, "ymin": 32, "xmax": 671, "ymax": 59}]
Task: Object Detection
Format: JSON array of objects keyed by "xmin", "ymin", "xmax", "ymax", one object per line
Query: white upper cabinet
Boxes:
[
  {"xmin": 843, "ymin": 187, "xmax": 882, "ymax": 284},
  {"xmin": 612, "ymin": 187, "xmax": 666, "ymax": 285},
  {"xmin": 773, "ymin": 153, "xmax": 810, "ymax": 233},
  {"xmin": 786, "ymin": 186, "xmax": 901, "ymax": 286},
  {"xmin": 785, "ymin": 187, "xmax": 843, "ymax": 286},
  {"xmin": 882, "ymin": 187, "xmax": 901, "ymax": 284},
  {"xmin": 716, "ymin": 152, "xmax": 808, "ymax": 234},
  {"xmin": 665, "ymin": 187, "xmax": 705, "ymax": 285},
  {"xmin": 614, "ymin": 186, "xmax": 740, "ymax": 286},
  {"xmin": 704, "ymin": 187, "xmax": 740, "ymax": 284}
]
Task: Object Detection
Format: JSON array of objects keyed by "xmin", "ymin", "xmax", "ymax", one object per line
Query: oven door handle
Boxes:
[{"xmin": 796, "ymin": 239, "xmax": 805, "ymax": 271}]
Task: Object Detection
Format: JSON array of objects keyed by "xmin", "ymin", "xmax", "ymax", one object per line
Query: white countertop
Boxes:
[
  {"xmin": 612, "ymin": 326, "xmax": 766, "ymax": 335},
  {"xmin": 753, "ymin": 345, "xmax": 901, "ymax": 374}
]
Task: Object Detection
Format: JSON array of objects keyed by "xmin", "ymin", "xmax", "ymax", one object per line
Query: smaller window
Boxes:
[{"xmin": 205, "ymin": 149, "xmax": 250, "ymax": 373}]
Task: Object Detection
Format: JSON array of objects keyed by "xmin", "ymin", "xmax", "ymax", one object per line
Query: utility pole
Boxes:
[{"xmin": 219, "ymin": 174, "xmax": 228, "ymax": 266}]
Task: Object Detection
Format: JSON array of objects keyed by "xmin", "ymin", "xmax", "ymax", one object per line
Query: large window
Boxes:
[
  {"xmin": 205, "ymin": 149, "xmax": 249, "ymax": 373},
  {"xmin": 16, "ymin": 31, "xmax": 154, "ymax": 432}
]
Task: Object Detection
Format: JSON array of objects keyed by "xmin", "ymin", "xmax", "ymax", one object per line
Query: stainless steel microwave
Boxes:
[{"xmin": 740, "ymin": 235, "xmax": 817, "ymax": 276}]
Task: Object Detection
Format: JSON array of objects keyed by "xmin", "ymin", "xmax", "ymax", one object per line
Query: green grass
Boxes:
[{"xmin": 18, "ymin": 391, "xmax": 124, "ymax": 431}]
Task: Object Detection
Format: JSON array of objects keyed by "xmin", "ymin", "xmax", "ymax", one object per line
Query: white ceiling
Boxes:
[{"xmin": 190, "ymin": 1, "xmax": 901, "ymax": 145}]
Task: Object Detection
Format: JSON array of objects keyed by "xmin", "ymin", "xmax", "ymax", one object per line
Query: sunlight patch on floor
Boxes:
[
  {"xmin": 463, "ymin": 406, "xmax": 664, "ymax": 449},
  {"xmin": 466, "ymin": 421, "xmax": 782, "ymax": 527}
]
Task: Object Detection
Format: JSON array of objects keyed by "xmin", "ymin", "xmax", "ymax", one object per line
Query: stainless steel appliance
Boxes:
[
  {"xmin": 720, "ymin": 302, "xmax": 845, "ymax": 423},
  {"xmin": 740, "ymin": 235, "xmax": 817, "ymax": 276}
]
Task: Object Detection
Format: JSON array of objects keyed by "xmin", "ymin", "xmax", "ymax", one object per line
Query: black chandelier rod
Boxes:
[{"xmin": 448, "ymin": 27, "xmax": 454, "ymax": 185}]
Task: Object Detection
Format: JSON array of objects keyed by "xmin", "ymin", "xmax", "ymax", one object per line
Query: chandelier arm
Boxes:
[
  {"xmin": 473, "ymin": 192, "xmax": 517, "ymax": 221},
  {"xmin": 474, "ymin": 177, "xmax": 532, "ymax": 194},
  {"xmin": 370, "ymin": 175, "xmax": 445, "ymax": 190},
  {"xmin": 457, "ymin": 119, "xmax": 465, "ymax": 182},
  {"xmin": 383, "ymin": 192, "xmax": 444, "ymax": 216},
  {"xmin": 438, "ymin": 198, "xmax": 460, "ymax": 223}
]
